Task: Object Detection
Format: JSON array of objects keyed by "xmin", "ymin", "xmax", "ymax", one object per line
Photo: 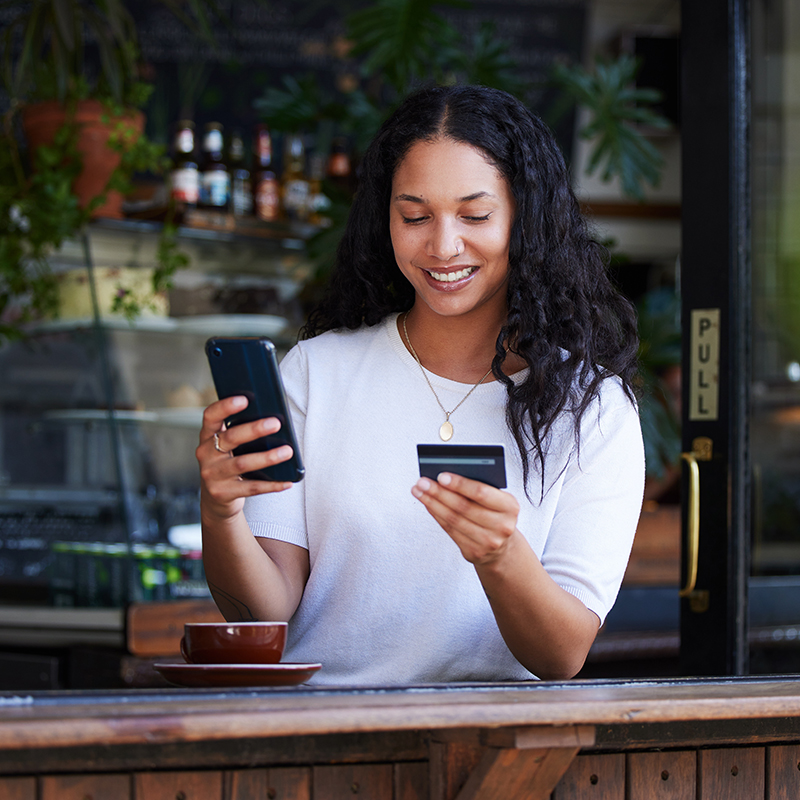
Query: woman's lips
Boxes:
[
  {"xmin": 428, "ymin": 266, "xmax": 476, "ymax": 282},
  {"xmin": 423, "ymin": 265, "xmax": 477, "ymax": 289}
]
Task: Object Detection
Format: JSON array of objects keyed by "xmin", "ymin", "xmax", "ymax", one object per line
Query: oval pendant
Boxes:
[{"xmin": 439, "ymin": 420, "xmax": 454, "ymax": 441}]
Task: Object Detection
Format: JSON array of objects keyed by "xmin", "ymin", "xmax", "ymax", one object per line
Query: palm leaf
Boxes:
[
  {"xmin": 551, "ymin": 54, "xmax": 672, "ymax": 201},
  {"xmin": 456, "ymin": 21, "xmax": 528, "ymax": 96},
  {"xmin": 347, "ymin": 0, "xmax": 466, "ymax": 93}
]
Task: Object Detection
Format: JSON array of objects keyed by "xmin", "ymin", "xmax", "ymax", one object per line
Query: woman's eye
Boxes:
[
  {"xmin": 402, "ymin": 216, "xmax": 428, "ymax": 224},
  {"xmin": 464, "ymin": 214, "xmax": 491, "ymax": 222}
]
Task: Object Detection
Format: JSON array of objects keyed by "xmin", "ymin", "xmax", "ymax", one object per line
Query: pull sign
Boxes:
[{"xmin": 689, "ymin": 308, "xmax": 720, "ymax": 421}]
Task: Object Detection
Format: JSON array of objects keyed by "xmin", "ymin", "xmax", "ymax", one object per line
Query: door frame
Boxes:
[{"xmin": 679, "ymin": 0, "xmax": 750, "ymax": 675}]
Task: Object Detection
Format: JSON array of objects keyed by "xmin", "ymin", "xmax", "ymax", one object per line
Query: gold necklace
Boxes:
[{"xmin": 402, "ymin": 312, "xmax": 493, "ymax": 442}]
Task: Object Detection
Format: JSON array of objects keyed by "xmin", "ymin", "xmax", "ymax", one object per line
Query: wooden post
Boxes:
[{"xmin": 430, "ymin": 725, "xmax": 594, "ymax": 800}]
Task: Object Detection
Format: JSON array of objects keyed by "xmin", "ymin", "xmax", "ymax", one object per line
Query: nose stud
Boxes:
[{"xmin": 450, "ymin": 245, "xmax": 462, "ymax": 259}]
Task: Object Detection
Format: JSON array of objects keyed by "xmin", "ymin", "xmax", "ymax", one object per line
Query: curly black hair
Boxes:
[{"xmin": 303, "ymin": 84, "xmax": 639, "ymax": 494}]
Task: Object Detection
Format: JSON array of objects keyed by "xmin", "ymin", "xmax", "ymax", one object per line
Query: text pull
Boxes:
[{"xmin": 689, "ymin": 308, "xmax": 720, "ymax": 421}]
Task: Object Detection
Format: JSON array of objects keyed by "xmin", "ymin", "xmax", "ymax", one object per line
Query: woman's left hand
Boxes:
[
  {"xmin": 412, "ymin": 471, "xmax": 599, "ymax": 680},
  {"xmin": 411, "ymin": 473, "xmax": 521, "ymax": 565}
]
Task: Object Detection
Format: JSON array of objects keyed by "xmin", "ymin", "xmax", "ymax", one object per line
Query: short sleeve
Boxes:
[{"xmin": 540, "ymin": 380, "xmax": 645, "ymax": 624}]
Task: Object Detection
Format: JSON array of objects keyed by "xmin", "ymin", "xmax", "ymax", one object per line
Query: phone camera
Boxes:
[{"xmin": 211, "ymin": 347, "xmax": 222, "ymax": 358}]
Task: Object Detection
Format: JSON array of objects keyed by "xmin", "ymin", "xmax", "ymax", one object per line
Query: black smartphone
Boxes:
[
  {"xmin": 205, "ymin": 337, "xmax": 305, "ymax": 482},
  {"xmin": 417, "ymin": 444, "xmax": 507, "ymax": 489}
]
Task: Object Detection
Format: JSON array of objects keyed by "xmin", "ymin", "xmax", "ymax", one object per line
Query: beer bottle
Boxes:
[
  {"xmin": 308, "ymin": 152, "xmax": 332, "ymax": 227},
  {"xmin": 327, "ymin": 136, "xmax": 353, "ymax": 193},
  {"xmin": 168, "ymin": 120, "xmax": 199, "ymax": 206},
  {"xmin": 252, "ymin": 124, "xmax": 280, "ymax": 222},
  {"xmin": 281, "ymin": 134, "xmax": 311, "ymax": 221},
  {"xmin": 198, "ymin": 122, "xmax": 230, "ymax": 209},
  {"xmin": 228, "ymin": 130, "xmax": 252, "ymax": 216}
]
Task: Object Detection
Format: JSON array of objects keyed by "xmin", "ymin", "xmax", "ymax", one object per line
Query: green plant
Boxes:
[
  {"xmin": 0, "ymin": 0, "xmax": 226, "ymax": 341},
  {"xmin": 549, "ymin": 53, "xmax": 672, "ymax": 201},
  {"xmin": 550, "ymin": 55, "xmax": 680, "ymax": 479}
]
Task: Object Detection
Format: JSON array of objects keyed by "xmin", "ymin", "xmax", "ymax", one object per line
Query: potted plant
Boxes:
[
  {"xmin": 0, "ymin": 0, "xmax": 223, "ymax": 339},
  {"xmin": 549, "ymin": 53, "xmax": 673, "ymax": 201}
]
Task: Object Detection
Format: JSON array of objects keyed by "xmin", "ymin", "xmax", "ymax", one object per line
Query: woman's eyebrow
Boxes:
[
  {"xmin": 392, "ymin": 191, "xmax": 495, "ymax": 203},
  {"xmin": 459, "ymin": 191, "xmax": 493, "ymax": 202}
]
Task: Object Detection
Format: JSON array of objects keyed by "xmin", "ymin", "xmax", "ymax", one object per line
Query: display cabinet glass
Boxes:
[{"xmin": 0, "ymin": 220, "xmax": 309, "ymax": 610}]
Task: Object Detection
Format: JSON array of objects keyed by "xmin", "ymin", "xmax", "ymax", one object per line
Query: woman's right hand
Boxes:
[{"xmin": 196, "ymin": 395, "xmax": 294, "ymax": 523}]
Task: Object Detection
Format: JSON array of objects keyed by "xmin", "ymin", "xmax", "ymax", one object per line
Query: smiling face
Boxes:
[{"xmin": 389, "ymin": 137, "xmax": 515, "ymax": 324}]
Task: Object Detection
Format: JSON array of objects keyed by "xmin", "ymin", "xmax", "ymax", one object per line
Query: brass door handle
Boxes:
[{"xmin": 679, "ymin": 437, "xmax": 713, "ymax": 598}]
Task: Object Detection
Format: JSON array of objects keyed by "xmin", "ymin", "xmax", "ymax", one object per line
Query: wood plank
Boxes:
[
  {"xmin": 265, "ymin": 767, "xmax": 311, "ymax": 800},
  {"xmin": 579, "ymin": 201, "xmax": 681, "ymax": 220},
  {"xmin": 40, "ymin": 774, "xmax": 131, "ymax": 799},
  {"xmin": 0, "ymin": 730, "xmax": 428, "ymax": 777},
  {"xmin": 127, "ymin": 600, "xmax": 223, "ymax": 657},
  {"xmin": 312, "ymin": 764, "xmax": 392, "ymax": 800},
  {"xmin": 428, "ymin": 740, "xmax": 485, "ymax": 800},
  {"xmin": 0, "ymin": 777, "xmax": 36, "ymax": 800},
  {"xmin": 134, "ymin": 771, "xmax": 223, "ymax": 800},
  {"xmin": 766, "ymin": 745, "xmax": 800, "ymax": 800},
  {"xmin": 6, "ymin": 681, "xmax": 800, "ymax": 754},
  {"xmin": 627, "ymin": 751, "xmax": 696, "ymax": 799},
  {"xmin": 552, "ymin": 753, "xmax": 625, "ymax": 799},
  {"xmin": 698, "ymin": 748, "xmax": 764, "ymax": 799},
  {"xmin": 393, "ymin": 762, "xmax": 428, "ymax": 800},
  {"xmin": 455, "ymin": 746, "xmax": 580, "ymax": 800},
  {"xmin": 225, "ymin": 769, "xmax": 267, "ymax": 799}
]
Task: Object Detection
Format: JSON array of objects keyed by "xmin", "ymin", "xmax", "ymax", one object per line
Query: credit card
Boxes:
[{"xmin": 417, "ymin": 444, "xmax": 507, "ymax": 489}]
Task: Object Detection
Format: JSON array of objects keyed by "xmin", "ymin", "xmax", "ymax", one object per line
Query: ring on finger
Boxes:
[{"xmin": 213, "ymin": 432, "xmax": 231, "ymax": 455}]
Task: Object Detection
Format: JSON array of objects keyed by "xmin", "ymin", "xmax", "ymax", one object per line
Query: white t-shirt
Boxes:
[{"xmin": 244, "ymin": 313, "xmax": 644, "ymax": 685}]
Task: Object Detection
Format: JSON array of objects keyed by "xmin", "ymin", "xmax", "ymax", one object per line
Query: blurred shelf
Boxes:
[
  {"xmin": 25, "ymin": 314, "xmax": 289, "ymax": 338},
  {"xmin": 25, "ymin": 316, "xmax": 179, "ymax": 334},
  {"xmin": 94, "ymin": 214, "xmax": 319, "ymax": 248},
  {"xmin": 174, "ymin": 313, "xmax": 288, "ymax": 337},
  {"xmin": 0, "ymin": 487, "xmax": 119, "ymax": 505},
  {"xmin": 0, "ymin": 606, "xmax": 124, "ymax": 648},
  {"xmin": 44, "ymin": 408, "xmax": 203, "ymax": 428}
]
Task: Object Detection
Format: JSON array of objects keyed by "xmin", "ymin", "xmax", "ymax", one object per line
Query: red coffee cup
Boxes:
[{"xmin": 179, "ymin": 621, "xmax": 287, "ymax": 665}]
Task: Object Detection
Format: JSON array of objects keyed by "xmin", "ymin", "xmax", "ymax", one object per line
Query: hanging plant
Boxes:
[{"xmin": 0, "ymin": 0, "xmax": 228, "ymax": 341}]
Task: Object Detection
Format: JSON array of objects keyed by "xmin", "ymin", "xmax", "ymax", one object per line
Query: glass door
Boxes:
[
  {"xmin": 748, "ymin": 0, "xmax": 800, "ymax": 674},
  {"xmin": 680, "ymin": 0, "xmax": 800, "ymax": 676}
]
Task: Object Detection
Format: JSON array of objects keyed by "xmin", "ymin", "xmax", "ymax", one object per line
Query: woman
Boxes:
[{"xmin": 197, "ymin": 85, "xmax": 644, "ymax": 684}]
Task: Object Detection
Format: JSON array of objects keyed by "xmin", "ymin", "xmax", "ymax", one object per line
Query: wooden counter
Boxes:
[{"xmin": 2, "ymin": 676, "xmax": 800, "ymax": 798}]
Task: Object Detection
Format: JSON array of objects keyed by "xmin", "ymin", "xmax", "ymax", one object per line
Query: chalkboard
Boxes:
[
  {"xmin": 1, "ymin": 0, "xmax": 586, "ymax": 160},
  {"xmin": 131, "ymin": 0, "xmax": 586, "ymax": 159}
]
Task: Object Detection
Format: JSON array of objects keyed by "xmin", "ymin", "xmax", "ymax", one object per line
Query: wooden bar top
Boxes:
[{"xmin": 2, "ymin": 677, "xmax": 800, "ymax": 751}]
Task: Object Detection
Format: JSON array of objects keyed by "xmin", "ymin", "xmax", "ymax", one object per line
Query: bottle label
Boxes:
[
  {"xmin": 255, "ymin": 176, "xmax": 280, "ymax": 221},
  {"xmin": 170, "ymin": 168, "xmax": 199, "ymax": 203},
  {"xmin": 177, "ymin": 129, "xmax": 194, "ymax": 154},
  {"xmin": 283, "ymin": 178, "xmax": 310, "ymax": 219},
  {"xmin": 200, "ymin": 170, "xmax": 230, "ymax": 207},
  {"xmin": 232, "ymin": 175, "xmax": 253, "ymax": 215},
  {"xmin": 203, "ymin": 129, "xmax": 224, "ymax": 153},
  {"xmin": 328, "ymin": 152, "xmax": 350, "ymax": 177},
  {"xmin": 256, "ymin": 130, "xmax": 272, "ymax": 163}
]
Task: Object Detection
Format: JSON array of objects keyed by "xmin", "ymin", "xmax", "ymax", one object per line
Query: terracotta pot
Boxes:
[{"xmin": 21, "ymin": 99, "xmax": 144, "ymax": 219}]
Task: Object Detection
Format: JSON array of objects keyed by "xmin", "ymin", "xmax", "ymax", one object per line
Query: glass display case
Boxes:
[{"xmin": 0, "ymin": 219, "xmax": 310, "ymax": 610}]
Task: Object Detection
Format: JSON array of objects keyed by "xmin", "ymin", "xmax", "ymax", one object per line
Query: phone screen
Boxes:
[{"xmin": 206, "ymin": 337, "xmax": 304, "ymax": 482}]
